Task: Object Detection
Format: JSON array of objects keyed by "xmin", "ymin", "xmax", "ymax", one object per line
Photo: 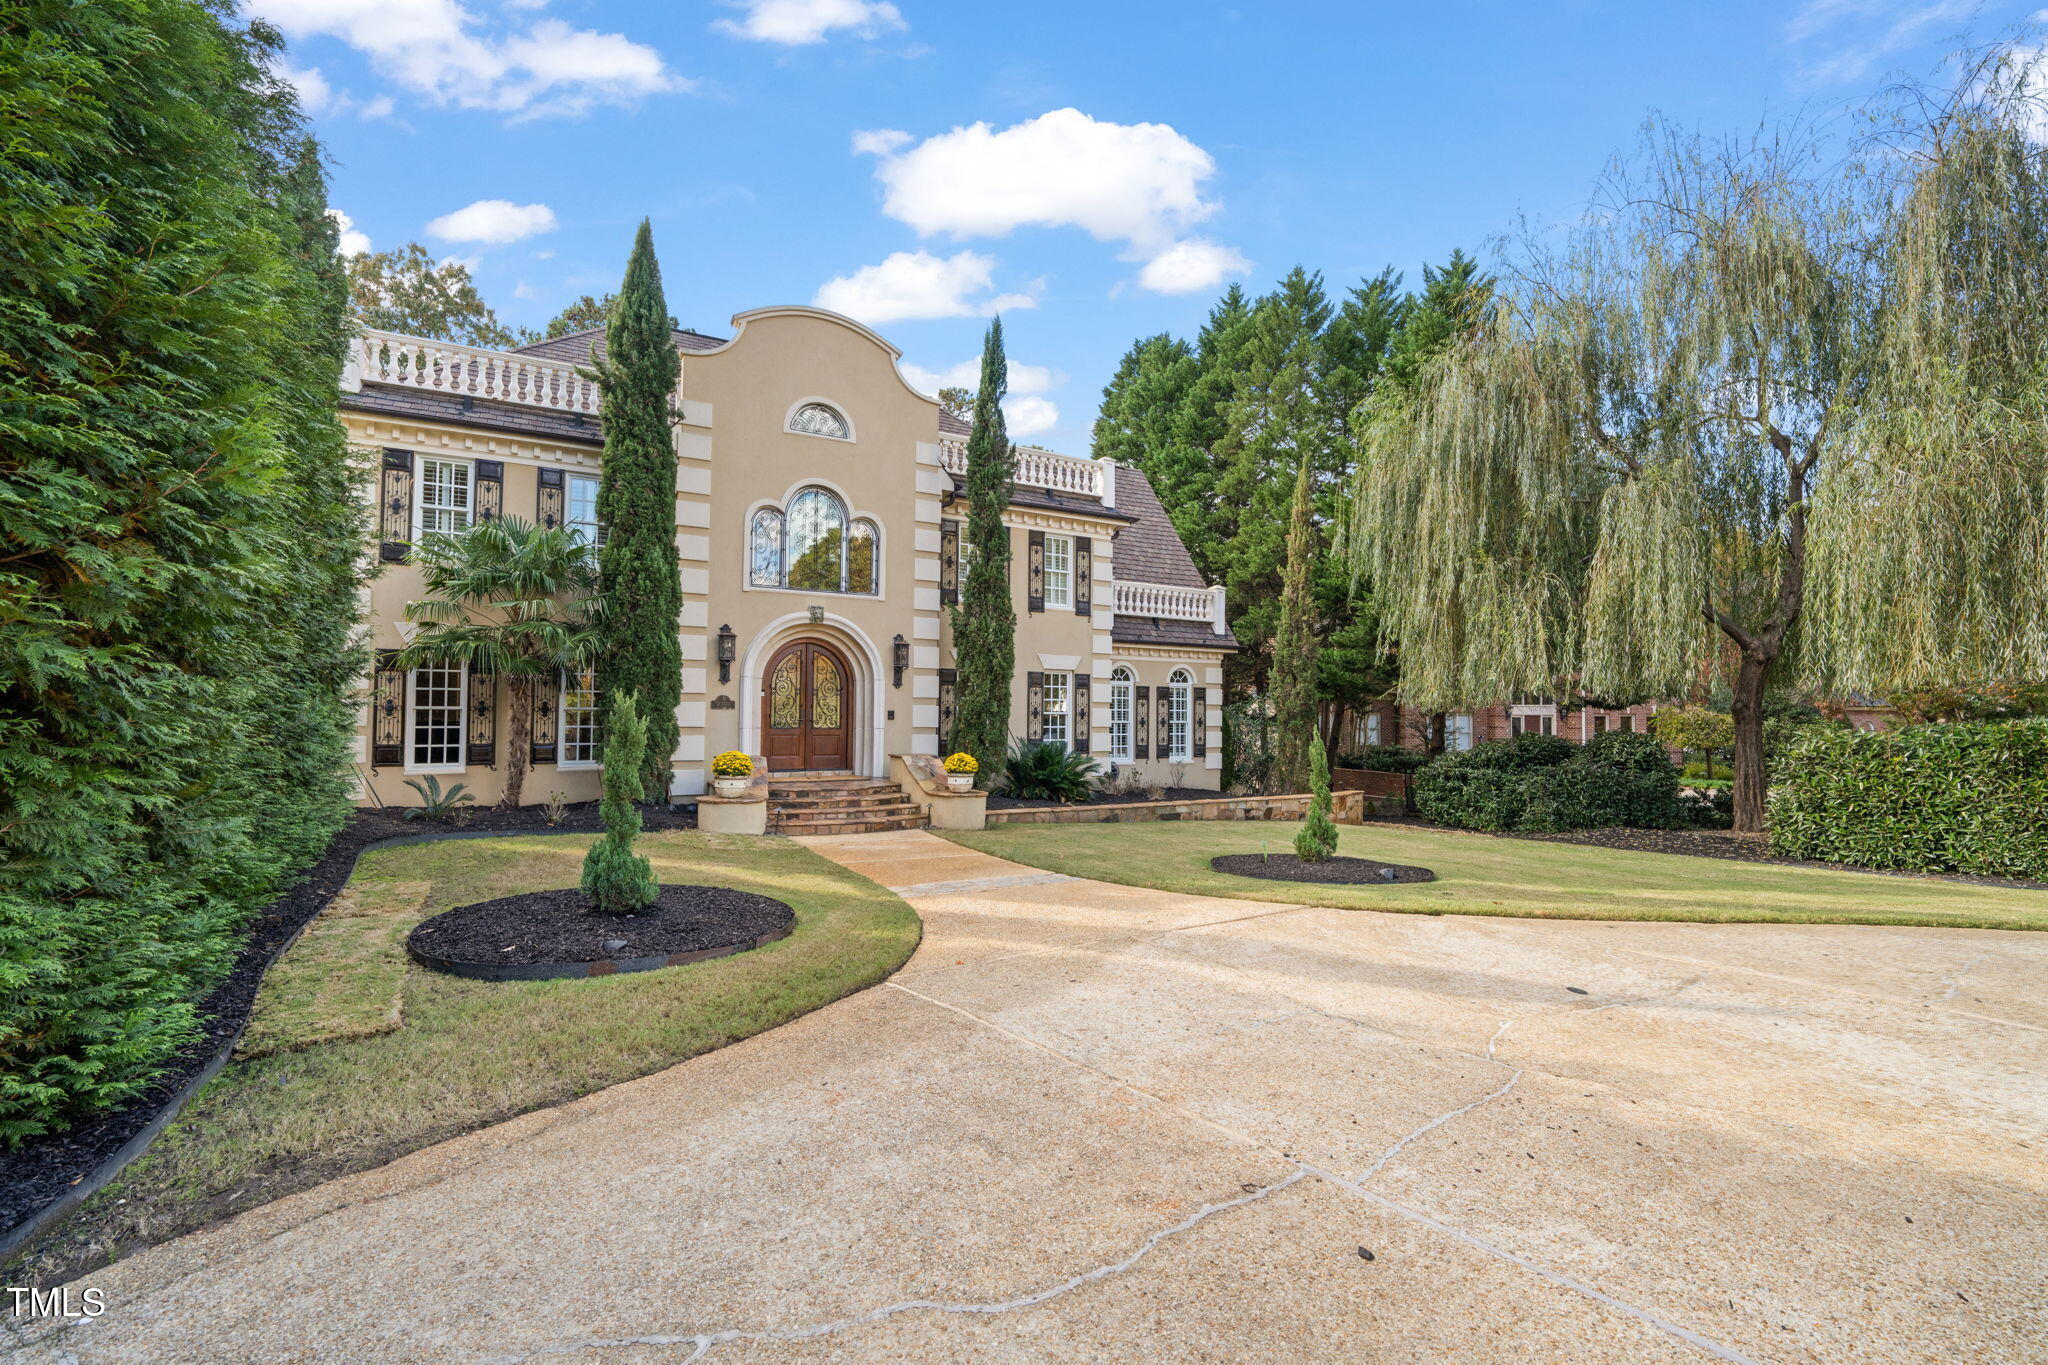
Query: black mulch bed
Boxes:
[
  {"xmin": 987, "ymin": 786, "xmax": 1220, "ymax": 811},
  {"xmin": 1370, "ymin": 818, "xmax": 2048, "ymax": 891},
  {"xmin": 0, "ymin": 798, "xmax": 696, "ymax": 1256},
  {"xmin": 408, "ymin": 884, "xmax": 794, "ymax": 980},
  {"xmin": 1211, "ymin": 853, "xmax": 1437, "ymax": 885}
]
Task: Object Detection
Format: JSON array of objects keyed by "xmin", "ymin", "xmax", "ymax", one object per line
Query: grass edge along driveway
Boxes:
[
  {"xmin": 13, "ymin": 830, "xmax": 921, "ymax": 1286},
  {"xmin": 940, "ymin": 821, "xmax": 2048, "ymax": 931}
]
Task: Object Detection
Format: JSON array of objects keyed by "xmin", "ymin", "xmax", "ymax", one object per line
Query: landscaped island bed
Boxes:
[
  {"xmin": 943, "ymin": 821, "xmax": 2048, "ymax": 931},
  {"xmin": 7, "ymin": 830, "xmax": 920, "ymax": 1287},
  {"xmin": 408, "ymin": 884, "xmax": 795, "ymax": 979}
]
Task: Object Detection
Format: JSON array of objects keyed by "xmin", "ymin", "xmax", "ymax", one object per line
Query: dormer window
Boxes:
[{"xmin": 788, "ymin": 402, "xmax": 851, "ymax": 440}]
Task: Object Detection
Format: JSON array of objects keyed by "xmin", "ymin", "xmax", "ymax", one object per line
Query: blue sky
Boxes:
[{"xmin": 269, "ymin": 0, "xmax": 2038, "ymax": 452}]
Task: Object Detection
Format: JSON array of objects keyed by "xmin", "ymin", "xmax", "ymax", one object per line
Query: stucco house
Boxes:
[{"xmin": 341, "ymin": 305, "xmax": 1236, "ymax": 819}]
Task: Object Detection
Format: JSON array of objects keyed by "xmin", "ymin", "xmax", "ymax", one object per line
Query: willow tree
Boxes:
[{"xmin": 1354, "ymin": 49, "xmax": 2048, "ymax": 833}]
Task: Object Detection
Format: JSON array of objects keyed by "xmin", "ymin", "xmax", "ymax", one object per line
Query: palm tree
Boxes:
[{"xmin": 395, "ymin": 517, "xmax": 601, "ymax": 809}]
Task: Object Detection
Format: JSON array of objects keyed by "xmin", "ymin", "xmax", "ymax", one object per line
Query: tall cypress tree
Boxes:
[
  {"xmin": 1268, "ymin": 451, "xmax": 1321, "ymax": 791},
  {"xmin": 949, "ymin": 319, "xmax": 1018, "ymax": 782},
  {"xmin": 592, "ymin": 221, "xmax": 682, "ymax": 801}
]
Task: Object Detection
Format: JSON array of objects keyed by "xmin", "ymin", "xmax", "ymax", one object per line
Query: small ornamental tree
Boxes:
[
  {"xmin": 591, "ymin": 221, "xmax": 683, "ymax": 801},
  {"xmin": 949, "ymin": 318, "xmax": 1018, "ymax": 783},
  {"xmin": 582, "ymin": 691, "xmax": 658, "ymax": 915},
  {"xmin": 1651, "ymin": 705, "xmax": 1735, "ymax": 777},
  {"xmin": 1294, "ymin": 735, "xmax": 1339, "ymax": 861}
]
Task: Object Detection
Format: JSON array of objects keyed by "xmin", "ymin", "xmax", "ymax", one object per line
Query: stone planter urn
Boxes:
[
  {"xmin": 713, "ymin": 776, "xmax": 751, "ymax": 798},
  {"xmin": 946, "ymin": 773, "xmax": 974, "ymax": 793}
]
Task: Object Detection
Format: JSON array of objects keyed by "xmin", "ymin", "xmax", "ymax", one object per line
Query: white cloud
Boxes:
[
  {"xmin": 1136, "ymin": 238, "xmax": 1250, "ymax": 294},
  {"xmin": 714, "ymin": 0, "xmax": 905, "ymax": 44},
  {"xmin": 249, "ymin": 0, "xmax": 688, "ymax": 119},
  {"xmin": 425, "ymin": 199, "xmax": 558, "ymax": 245},
  {"xmin": 327, "ymin": 208, "xmax": 371, "ymax": 256},
  {"xmin": 851, "ymin": 128, "xmax": 913, "ymax": 157},
  {"xmin": 856, "ymin": 108, "xmax": 1221, "ymax": 253},
  {"xmin": 1004, "ymin": 396, "xmax": 1059, "ymax": 438},
  {"xmin": 1783, "ymin": 0, "xmax": 1972, "ymax": 85},
  {"xmin": 513, "ymin": 280, "xmax": 538, "ymax": 300},
  {"xmin": 280, "ymin": 62, "xmax": 335, "ymax": 111},
  {"xmin": 899, "ymin": 357, "xmax": 1059, "ymax": 397},
  {"xmin": 813, "ymin": 250, "xmax": 1040, "ymax": 325}
]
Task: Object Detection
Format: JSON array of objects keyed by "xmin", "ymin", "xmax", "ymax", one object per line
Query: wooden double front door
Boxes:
[{"xmin": 762, "ymin": 640, "xmax": 852, "ymax": 772}]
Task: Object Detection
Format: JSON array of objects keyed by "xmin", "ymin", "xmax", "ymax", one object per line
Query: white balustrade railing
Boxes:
[
  {"xmin": 343, "ymin": 328, "xmax": 602, "ymax": 415},
  {"xmin": 1114, "ymin": 580, "xmax": 1219, "ymax": 623},
  {"xmin": 939, "ymin": 437, "xmax": 1108, "ymax": 501}
]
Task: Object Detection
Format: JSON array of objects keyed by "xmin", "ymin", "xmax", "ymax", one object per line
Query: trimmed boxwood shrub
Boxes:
[
  {"xmin": 1769, "ymin": 720, "xmax": 2048, "ymax": 879},
  {"xmin": 1336, "ymin": 743, "xmax": 1429, "ymax": 775},
  {"xmin": 1414, "ymin": 731, "xmax": 1686, "ymax": 833}
]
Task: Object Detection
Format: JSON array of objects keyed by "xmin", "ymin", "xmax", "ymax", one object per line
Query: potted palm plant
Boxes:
[
  {"xmin": 943, "ymin": 751, "xmax": 978, "ymax": 792},
  {"xmin": 711, "ymin": 750, "xmax": 754, "ymax": 797}
]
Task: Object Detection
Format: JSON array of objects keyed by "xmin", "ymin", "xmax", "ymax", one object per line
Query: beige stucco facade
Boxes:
[{"xmin": 341, "ymin": 305, "xmax": 1232, "ymax": 808}]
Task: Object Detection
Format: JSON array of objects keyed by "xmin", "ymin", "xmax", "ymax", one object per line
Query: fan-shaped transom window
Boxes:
[
  {"xmin": 788, "ymin": 402, "xmax": 851, "ymax": 440},
  {"xmin": 748, "ymin": 487, "xmax": 878, "ymax": 594}
]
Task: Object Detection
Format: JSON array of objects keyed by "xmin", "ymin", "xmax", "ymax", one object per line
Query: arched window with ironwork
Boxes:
[
  {"xmin": 787, "ymin": 402, "xmax": 851, "ymax": 440},
  {"xmin": 750, "ymin": 488, "xmax": 879, "ymax": 594}
]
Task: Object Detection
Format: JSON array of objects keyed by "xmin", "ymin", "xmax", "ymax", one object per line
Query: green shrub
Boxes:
[
  {"xmin": 1679, "ymin": 786, "xmax": 1735, "ymax": 828},
  {"xmin": 582, "ymin": 693, "xmax": 659, "ymax": 914},
  {"xmin": 1769, "ymin": 720, "xmax": 2048, "ymax": 878},
  {"xmin": 1336, "ymin": 743, "xmax": 1427, "ymax": 775},
  {"xmin": 0, "ymin": 4, "xmax": 362, "ymax": 1142},
  {"xmin": 1294, "ymin": 737, "xmax": 1339, "ymax": 861},
  {"xmin": 1414, "ymin": 731, "xmax": 1685, "ymax": 833},
  {"xmin": 1000, "ymin": 739, "xmax": 1101, "ymax": 803}
]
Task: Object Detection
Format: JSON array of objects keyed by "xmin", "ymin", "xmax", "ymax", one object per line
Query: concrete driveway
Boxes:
[{"xmin": 11, "ymin": 829, "xmax": 2046, "ymax": 1364}]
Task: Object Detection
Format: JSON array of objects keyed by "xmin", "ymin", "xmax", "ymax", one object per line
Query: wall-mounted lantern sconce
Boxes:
[
  {"xmin": 716, "ymin": 624, "xmax": 736, "ymax": 684},
  {"xmin": 892, "ymin": 633, "xmax": 909, "ymax": 689}
]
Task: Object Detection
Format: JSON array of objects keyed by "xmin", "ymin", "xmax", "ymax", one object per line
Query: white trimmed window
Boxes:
[
  {"xmin": 1042, "ymin": 672, "xmax": 1071, "ymax": 747},
  {"xmin": 1365, "ymin": 712, "xmax": 1382, "ymax": 746},
  {"xmin": 566, "ymin": 474, "xmax": 604, "ymax": 547},
  {"xmin": 1445, "ymin": 714, "xmax": 1475, "ymax": 751},
  {"xmin": 416, "ymin": 457, "xmax": 472, "ymax": 537},
  {"xmin": 560, "ymin": 670, "xmax": 601, "ymax": 767},
  {"xmin": 407, "ymin": 665, "xmax": 466, "ymax": 771},
  {"xmin": 1165, "ymin": 667, "xmax": 1193, "ymax": 761},
  {"xmin": 1511, "ymin": 711, "xmax": 1556, "ymax": 737},
  {"xmin": 1107, "ymin": 666, "xmax": 1134, "ymax": 761},
  {"xmin": 1042, "ymin": 534, "xmax": 1072, "ymax": 609}
]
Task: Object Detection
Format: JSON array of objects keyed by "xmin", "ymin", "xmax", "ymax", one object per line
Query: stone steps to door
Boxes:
[{"xmin": 766, "ymin": 774, "xmax": 929, "ymax": 834}]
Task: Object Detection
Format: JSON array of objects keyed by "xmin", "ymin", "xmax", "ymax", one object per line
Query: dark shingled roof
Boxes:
[
  {"xmin": 1108, "ymin": 465, "xmax": 1206, "ymax": 589},
  {"xmin": 938, "ymin": 408, "xmax": 972, "ymax": 437},
  {"xmin": 512, "ymin": 326, "xmax": 728, "ymax": 364},
  {"xmin": 340, "ymin": 382, "xmax": 603, "ymax": 446},
  {"xmin": 1113, "ymin": 620, "xmax": 1238, "ymax": 651}
]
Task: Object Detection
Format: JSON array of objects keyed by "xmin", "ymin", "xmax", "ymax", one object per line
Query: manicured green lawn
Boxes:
[
  {"xmin": 942, "ymin": 821, "xmax": 2048, "ymax": 931},
  {"xmin": 17, "ymin": 831, "xmax": 919, "ymax": 1284}
]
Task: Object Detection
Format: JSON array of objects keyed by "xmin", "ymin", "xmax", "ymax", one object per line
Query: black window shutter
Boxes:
[
  {"xmin": 1074, "ymin": 535, "xmax": 1092, "ymax": 616},
  {"xmin": 1157, "ymin": 685, "xmax": 1174, "ymax": 757},
  {"xmin": 1133, "ymin": 686, "xmax": 1151, "ymax": 761},
  {"xmin": 1072, "ymin": 673, "xmax": 1091, "ymax": 754},
  {"xmin": 474, "ymin": 459, "xmax": 504, "ymax": 523},
  {"xmin": 1026, "ymin": 670, "xmax": 1044, "ymax": 742},
  {"xmin": 1193, "ymin": 685, "xmax": 1208, "ymax": 757},
  {"xmin": 378, "ymin": 449, "xmax": 413, "ymax": 562},
  {"xmin": 939, "ymin": 520, "xmax": 960, "ymax": 605},
  {"xmin": 371, "ymin": 648, "xmax": 406, "ymax": 767},
  {"xmin": 937, "ymin": 668, "xmax": 957, "ymax": 752},
  {"xmin": 1026, "ymin": 529, "xmax": 1045, "ymax": 614},
  {"xmin": 466, "ymin": 663, "xmax": 497, "ymax": 768},
  {"xmin": 530, "ymin": 669, "xmax": 559, "ymax": 765},
  {"xmin": 536, "ymin": 467, "xmax": 565, "ymax": 531}
]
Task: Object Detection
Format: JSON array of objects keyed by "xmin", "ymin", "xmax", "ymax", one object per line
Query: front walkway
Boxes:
[{"xmin": 13, "ymin": 830, "xmax": 2045, "ymax": 1363}]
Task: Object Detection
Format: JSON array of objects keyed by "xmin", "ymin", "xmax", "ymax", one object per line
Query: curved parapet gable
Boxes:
[{"xmin": 695, "ymin": 305, "xmax": 941, "ymax": 409}]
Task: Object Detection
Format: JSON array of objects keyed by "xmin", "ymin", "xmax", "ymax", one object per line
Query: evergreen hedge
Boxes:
[
  {"xmin": 1414, "ymin": 732, "xmax": 1686, "ymax": 833},
  {"xmin": 1769, "ymin": 721, "xmax": 2048, "ymax": 879},
  {"xmin": 0, "ymin": 2, "xmax": 364, "ymax": 1141}
]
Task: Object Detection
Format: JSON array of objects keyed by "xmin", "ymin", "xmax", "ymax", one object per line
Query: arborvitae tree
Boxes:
[
  {"xmin": 949, "ymin": 319, "xmax": 1018, "ymax": 781},
  {"xmin": 1267, "ymin": 452, "xmax": 1321, "ymax": 791},
  {"xmin": 1355, "ymin": 49, "xmax": 2048, "ymax": 832},
  {"xmin": 582, "ymin": 692, "xmax": 658, "ymax": 914},
  {"xmin": 1293, "ymin": 735, "xmax": 1339, "ymax": 861},
  {"xmin": 591, "ymin": 221, "xmax": 682, "ymax": 801},
  {"xmin": 1, "ymin": 3, "xmax": 362, "ymax": 1138},
  {"xmin": 1213, "ymin": 268, "xmax": 1340, "ymax": 691}
]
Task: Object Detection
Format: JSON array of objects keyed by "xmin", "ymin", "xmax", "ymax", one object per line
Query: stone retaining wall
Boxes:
[{"xmin": 985, "ymin": 788, "xmax": 1394, "ymax": 827}]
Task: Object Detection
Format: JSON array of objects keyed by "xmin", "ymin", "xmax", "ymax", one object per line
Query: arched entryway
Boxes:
[{"xmin": 761, "ymin": 639, "xmax": 854, "ymax": 772}]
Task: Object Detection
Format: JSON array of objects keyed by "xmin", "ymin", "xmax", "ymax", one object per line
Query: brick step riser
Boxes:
[
  {"xmin": 769, "ymin": 794, "xmax": 916, "ymax": 811},
  {"xmin": 772, "ymin": 818, "xmax": 927, "ymax": 835},
  {"xmin": 770, "ymin": 808, "xmax": 924, "ymax": 825},
  {"xmin": 766, "ymin": 784, "xmax": 902, "ymax": 798}
]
